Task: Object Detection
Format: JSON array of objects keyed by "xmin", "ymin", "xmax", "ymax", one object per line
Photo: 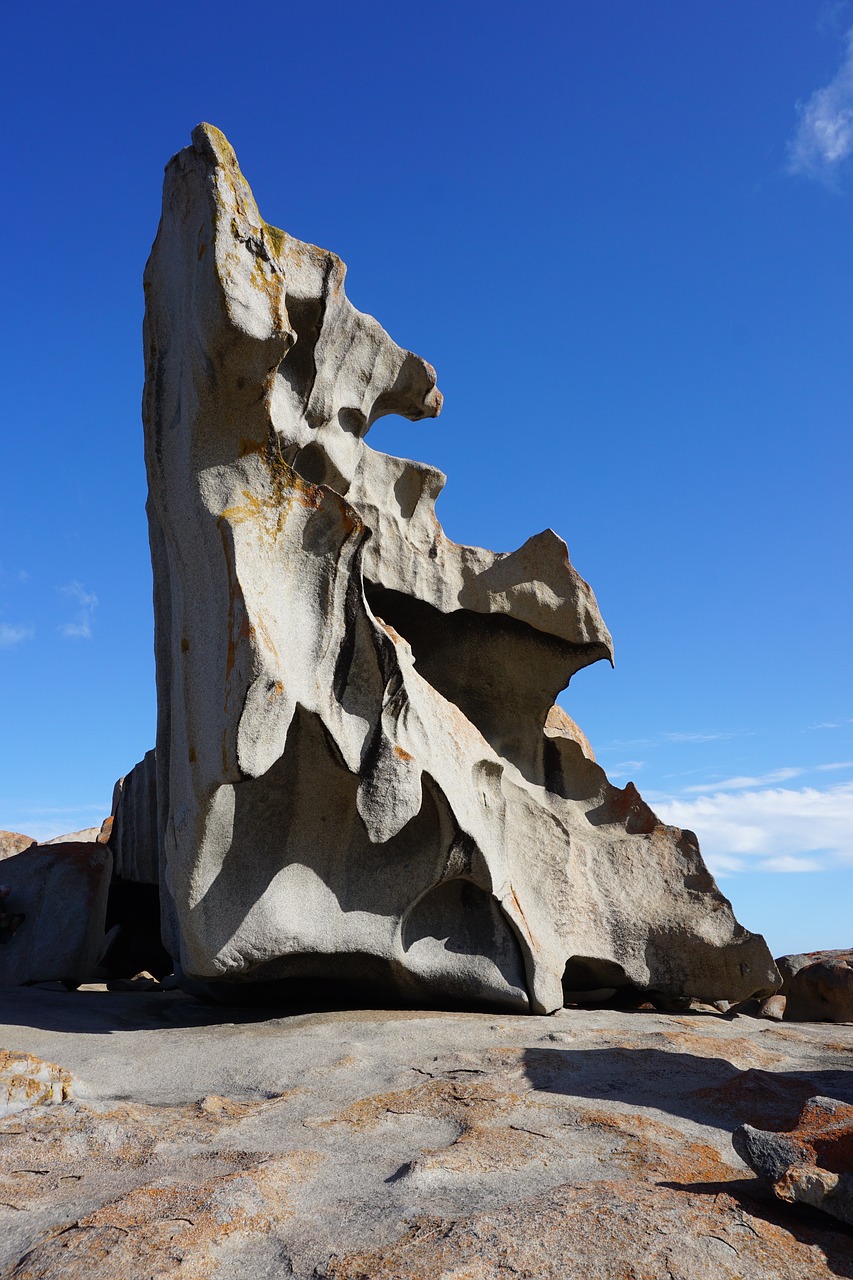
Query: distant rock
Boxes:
[
  {"xmin": 0, "ymin": 842, "xmax": 112, "ymax": 988},
  {"xmin": 0, "ymin": 831, "xmax": 34, "ymax": 860},
  {"xmin": 777, "ymin": 950, "xmax": 853, "ymax": 1023},
  {"xmin": 42, "ymin": 827, "xmax": 102, "ymax": 846},
  {"xmin": 108, "ymin": 749, "xmax": 159, "ymax": 883},
  {"xmin": 734, "ymin": 1095, "xmax": 853, "ymax": 1227}
]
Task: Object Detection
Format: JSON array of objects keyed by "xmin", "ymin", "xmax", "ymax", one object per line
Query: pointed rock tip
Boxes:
[{"xmin": 191, "ymin": 123, "xmax": 240, "ymax": 171}]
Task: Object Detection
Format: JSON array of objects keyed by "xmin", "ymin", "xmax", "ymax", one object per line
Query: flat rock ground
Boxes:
[{"xmin": 0, "ymin": 990, "xmax": 852, "ymax": 1279}]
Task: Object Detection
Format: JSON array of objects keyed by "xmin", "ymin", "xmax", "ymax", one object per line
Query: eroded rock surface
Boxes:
[
  {"xmin": 143, "ymin": 123, "xmax": 777, "ymax": 1012},
  {"xmin": 1, "ymin": 991, "xmax": 852, "ymax": 1278},
  {"xmin": 108, "ymin": 749, "xmax": 159, "ymax": 884}
]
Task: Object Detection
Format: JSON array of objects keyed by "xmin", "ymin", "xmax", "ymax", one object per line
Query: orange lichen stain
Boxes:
[
  {"xmin": 267, "ymin": 681, "xmax": 284, "ymax": 703},
  {"xmin": 0, "ymin": 1052, "xmax": 73, "ymax": 1110},
  {"xmin": 252, "ymin": 612, "xmax": 279, "ymax": 660},
  {"xmin": 393, "ymin": 744, "xmax": 413, "ymax": 762},
  {"xmin": 657, "ymin": 1027, "xmax": 783, "ymax": 1070},
  {"xmin": 238, "ymin": 435, "xmax": 267, "ymax": 458},
  {"xmin": 691, "ymin": 1067, "xmax": 818, "ymax": 1130},
  {"xmin": 506, "ymin": 887, "xmax": 538, "ymax": 952},
  {"xmin": 566, "ymin": 1103, "xmax": 738, "ymax": 1185},
  {"xmin": 220, "ymin": 431, "xmax": 325, "ymax": 549},
  {"xmin": 315, "ymin": 1076, "xmax": 545, "ymax": 1177}
]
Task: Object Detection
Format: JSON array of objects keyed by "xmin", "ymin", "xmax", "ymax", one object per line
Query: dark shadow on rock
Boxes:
[
  {"xmin": 659, "ymin": 1176, "xmax": 853, "ymax": 1276},
  {"xmin": 523, "ymin": 1046, "xmax": 853, "ymax": 1132},
  {"xmin": 0, "ymin": 978, "xmax": 527, "ymax": 1037}
]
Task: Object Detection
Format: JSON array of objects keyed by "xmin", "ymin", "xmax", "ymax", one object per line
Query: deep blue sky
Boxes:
[{"xmin": 1, "ymin": 2, "xmax": 851, "ymax": 957}]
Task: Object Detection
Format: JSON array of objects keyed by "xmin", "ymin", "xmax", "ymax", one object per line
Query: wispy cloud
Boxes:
[
  {"xmin": 683, "ymin": 761, "xmax": 853, "ymax": 793},
  {"xmin": 606, "ymin": 759, "xmax": 646, "ymax": 780},
  {"xmin": 788, "ymin": 26, "xmax": 853, "ymax": 183},
  {"xmin": 605, "ymin": 729, "xmax": 746, "ymax": 751},
  {"xmin": 0, "ymin": 623, "xmax": 34, "ymax": 649},
  {"xmin": 655, "ymin": 781, "xmax": 853, "ymax": 874},
  {"xmin": 59, "ymin": 581, "xmax": 98, "ymax": 639}
]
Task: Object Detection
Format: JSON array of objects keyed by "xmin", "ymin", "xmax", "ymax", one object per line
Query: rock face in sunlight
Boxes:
[{"xmin": 142, "ymin": 124, "xmax": 778, "ymax": 1012}]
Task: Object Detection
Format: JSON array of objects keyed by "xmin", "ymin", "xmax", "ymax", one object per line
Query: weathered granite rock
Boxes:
[
  {"xmin": 142, "ymin": 123, "xmax": 777, "ymax": 1013},
  {"xmin": 777, "ymin": 948, "xmax": 853, "ymax": 991},
  {"xmin": 42, "ymin": 827, "xmax": 102, "ymax": 846},
  {"xmin": 734, "ymin": 1095, "xmax": 853, "ymax": 1227},
  {"xmin": 0, "ymin": 831, "xmax": 34, "ymax": 860},
  {"xmin": 782, "ymin": 954, "xmax": 853, "ymax": 1024},
  {"xmin": 0, "ymin": 1049, "xmax": 72, "ymax": 1119},
  {"xmin": 2, "ymin": 992, "xmax": 853, "ymax": 1278},
  {"xmin": 108, "ymin": 748, "xmax": 159, "ymax": 883},
  {"xmin": 758, "ymin": 994, "xmax": 787, "ymax": 1021},
  {"xmin": 0, "ymin": 843, "xmax": 112, "ymax": 988},
  {"xmin": 777, "ymin": 949, "xmax": 853, "ymax": 1023}
]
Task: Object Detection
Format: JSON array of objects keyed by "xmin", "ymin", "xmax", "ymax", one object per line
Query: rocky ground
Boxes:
[{"xmin": 0, "ymin": 989, "xmax": 852, "ymax": 1278}]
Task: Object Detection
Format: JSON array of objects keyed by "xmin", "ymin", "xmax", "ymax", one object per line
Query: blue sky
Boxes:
[{"xmin": 1, "ymin": 2, "xmax": 851, "ymax": 959}]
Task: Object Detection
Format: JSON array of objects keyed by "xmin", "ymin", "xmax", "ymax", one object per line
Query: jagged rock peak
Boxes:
[{"xmin": 141, "ymin": 125, "xmax": 777, "ymax": 1012}]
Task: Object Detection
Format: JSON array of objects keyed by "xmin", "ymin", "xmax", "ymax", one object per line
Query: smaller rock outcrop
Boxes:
[
  {"xmin": 0, "ymin": 843, "xmax": 112, "ymax": 988},
  {"xmin": 734, "ymin": 1095, "xmax": 853, "ymax": 1227},
  {"xmin": 777, "ymin": 949, "xmax": 853, "ymax": 1023},
  {"xmin": 42, "ymin": 827, "xmax": 103, "ymax": 846},
  {"xmin": 0, "ymin": 831, "xmax": 34, "ymax": 860},
  {"xmin": 108, "ymin": 749, "xmax": 159, "ymax": 884}
]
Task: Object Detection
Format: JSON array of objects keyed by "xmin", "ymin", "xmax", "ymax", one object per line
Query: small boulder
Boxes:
[
  {"xmin": 0, "ymin": 842, "xmax": 112, "ymax": 989},
  {"xmin": 734, "ymin": 1095, "xmax": 853, "ymax": 1227},
  {"xmin": 758, "ymin": 993, "xmax": 787, "ymax": 1021}
]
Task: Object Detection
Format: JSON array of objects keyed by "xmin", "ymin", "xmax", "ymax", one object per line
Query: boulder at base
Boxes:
[{"xmin": 0, "ymin": 843, "xmax": 112, "ymax": 988}]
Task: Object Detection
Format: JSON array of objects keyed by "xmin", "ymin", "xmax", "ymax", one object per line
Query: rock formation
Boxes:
[
  {"xmin": 142, "ymin": 123, "xmax": 777, "ymax": 1012},
  {"xmin": 0, "ymin": 843, "xmax": 112, "ymax": 988},
  {"xmin": 734, "ymin": 1095, "xmax": 853, "ymax": 1227},
  {"xmin": 109, "ymin": 749, "xmax": 159, "ymax": 884},
  {"xmin": 776, "ymin": 949, "xmax": 853, "ymax": 1023}
]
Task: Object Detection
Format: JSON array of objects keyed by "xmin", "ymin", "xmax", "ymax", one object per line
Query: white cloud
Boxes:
[
  {"xmin": 59, "ymin": 581, "xmax": 98, "ymax": 639},
  {"xmin": 607, "ymin": 759, "xmax": 646, "ymax": 780},
  {"xmin": 0, "ymin": 623, "xmax": 34, "ymax": 648},
  {"xmin": 655, "ymin": 781, "xmax": 853, "ymax": 874},
  {"xmin": 788, "ymin": 26, "xmax": 853, "ymax": 182},
  {"xmin": 683, "ymin": 761, "xmax": 853, "ymax": 793},
  {"xmin": 684, "ymin": 767, "xmax": 802, "ymax": 793}
]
